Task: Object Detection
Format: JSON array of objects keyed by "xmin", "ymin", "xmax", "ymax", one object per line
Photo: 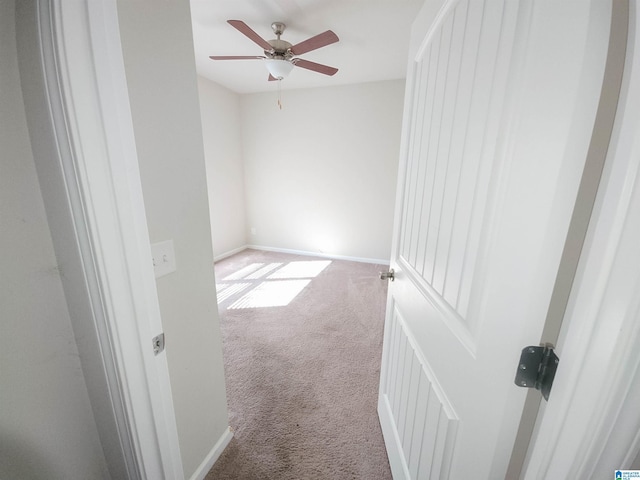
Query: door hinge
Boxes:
[
  {"xmin": 152, "ymin": 333, "xmax": 165, "ymax": 355},
  {"xmin": 514, "ymin": 343, "xmax": 559, "ymax": 401}
]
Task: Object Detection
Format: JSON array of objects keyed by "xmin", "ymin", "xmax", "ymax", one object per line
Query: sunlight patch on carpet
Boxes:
[
  {"xmin": 245, "ymin": 262, "xmax": 283, "ymax": 279},
  {"xmin": 222, "ymin": 263, "xmax": 264, "ymax": 281},
  {"xmin": 217, "ymin": 283, "xmax": 252, "ymax": 303},
  {"xmin": 228, "ymin": 280, "xmax": 311, "ymax": 309},
  {"xmin": 267, "ymin": 260, "xmax": 331, "ymax": 279}
]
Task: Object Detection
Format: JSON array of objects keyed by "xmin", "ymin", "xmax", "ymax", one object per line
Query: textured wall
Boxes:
[
  {"xmin": 197, "ymin": 77, "xmax": 247, "ymax": 259},
  {"xmin": 1, "ymin": 0, "xmax": 108, "ymax": 478},
  {"xmin": 116, "ymin": 1, "xmax": 229, "ymax": 477},
  {"xmin": 241, "ymin": 80, "xmax": 404, "ymax": 262}
]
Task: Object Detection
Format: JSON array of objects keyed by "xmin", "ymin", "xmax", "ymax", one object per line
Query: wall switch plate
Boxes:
[
  {"xmin": 151, "ymin": 240, "xmax": 176, "ymax": 278},
  {"xmin": 250, "ymin": 227, "xmax": 257, "ymax": 235}
]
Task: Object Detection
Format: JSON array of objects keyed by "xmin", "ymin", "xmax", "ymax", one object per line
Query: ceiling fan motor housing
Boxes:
[
  {"xmin": 266, "ymin": 39, "xmax": 293, "ymax": 59},
  {"xmin": 266, "ymin": 22, "xmax": 294, "ymax": 59}
]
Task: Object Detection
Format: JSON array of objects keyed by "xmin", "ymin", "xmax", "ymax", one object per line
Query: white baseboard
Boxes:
[
  {"xmin": 189, "ymin": 426, "xmax": 233, "ymax": 480},
  {"xmin": 213, "ymin": 245, "xmax": 247, "ymax": 263},
  {"xmin": 246, "ymin": 244, "xmax": 390, "ymax": 266}
]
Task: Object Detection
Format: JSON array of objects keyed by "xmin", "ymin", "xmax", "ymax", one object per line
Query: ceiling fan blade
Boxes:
[
  {"xmin": 227, "ymin": 20, "xmax": 273, "ymax": 51},
  {"xmin": 209, "ymin": 55, "xmax": 265, "ymax": 60},
  {"xmin": 293, "ymin": 58, "xmax": 338, "ymax": 76},
  {"xmin": 290, "ymin": 30, "xmax": 339, "ymax": 55}
]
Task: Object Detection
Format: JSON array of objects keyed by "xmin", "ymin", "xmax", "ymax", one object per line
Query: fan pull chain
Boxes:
[{"xmin": 277, "ymin": 79, "xmax": 283, "ymax": 109}]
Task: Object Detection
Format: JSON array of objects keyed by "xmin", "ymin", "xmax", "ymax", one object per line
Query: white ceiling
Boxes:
[{"xmin": 190, "ymin": 0, "xmax": 424, "ymax": 94}]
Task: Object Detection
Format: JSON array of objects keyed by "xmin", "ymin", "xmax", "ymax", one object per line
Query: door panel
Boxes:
[
  {"xmin": 381, "ymin": 302, "xmax": 458, "ymax": 478},
  {"xmin": 398, "ymin": 0, "xmax": 518, "ymax": 338},
  {"xmin": 379, "ymin": 0, "xmax": 612, "ymax": 478}
]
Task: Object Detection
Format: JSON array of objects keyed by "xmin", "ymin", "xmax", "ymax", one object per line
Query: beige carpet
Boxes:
[{"xmin": 206, "ymin": 249, "xmax": 392, "ymax": 479}]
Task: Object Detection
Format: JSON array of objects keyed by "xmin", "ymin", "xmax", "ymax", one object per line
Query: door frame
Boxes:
[
  {"xmin": 16, "ymin": 0, "xmax": 183, "ymax": 478},
  {"xmin": 522, "ymin": 0, "xmax": 640, "ymax": 476}
]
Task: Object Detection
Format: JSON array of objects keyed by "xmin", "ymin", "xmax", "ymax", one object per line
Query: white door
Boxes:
[{"xmin": 378, "ymin": 0, "xmax": 612, "ymax": 478}]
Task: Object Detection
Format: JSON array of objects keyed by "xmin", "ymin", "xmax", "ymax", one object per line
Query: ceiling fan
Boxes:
[{"xmin": 210, "ymin": 20, "xmax": 339, "ymax": 82}]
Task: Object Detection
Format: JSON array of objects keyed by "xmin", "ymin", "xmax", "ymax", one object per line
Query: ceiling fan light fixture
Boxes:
[{"xmin": 265, "ymin": 58, "xmax": 294, "ymax": 80}]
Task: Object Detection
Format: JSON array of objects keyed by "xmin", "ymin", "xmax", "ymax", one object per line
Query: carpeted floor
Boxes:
[{"xmin": 206, "ymin": 249, "xmax": 392, "ymax": 479}]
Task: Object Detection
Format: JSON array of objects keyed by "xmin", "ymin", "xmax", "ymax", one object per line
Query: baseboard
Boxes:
[
  {"xmin": 247, "ymin": 244, "xmax": 390, "ymax": 266},
  {"xmin": 189, "ymin": 426, "xmax": 233, "ymax": 480},
  {"xmin": 213, "ymin": 245, "xmax": 247, "ymax": 263}
]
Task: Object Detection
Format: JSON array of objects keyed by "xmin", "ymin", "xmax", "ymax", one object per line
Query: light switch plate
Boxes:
[{"xmin": 151, "ymin": 240, "xmax": 176, "ymax": 278}]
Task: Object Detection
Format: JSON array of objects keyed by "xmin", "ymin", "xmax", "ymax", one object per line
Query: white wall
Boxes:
[
  {"xmin": 241, "ymin": 80, "xmax": 404, "ymax": 262},
  {"xmin": 0, "ymin": 0, "xmax": 109, "ymax": 478},
  {"xmin": 116, "ymin": 2, "xmax": 229, "ymax": 478},
  {"xmin": 197, "ymin": 77, "xmax": 247, "ymax": 259}
]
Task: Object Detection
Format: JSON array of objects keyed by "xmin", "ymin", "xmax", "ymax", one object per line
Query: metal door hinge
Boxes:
[
  {"xmin": 152, "ymin": 333, "xmax": 165, "ymax": 355},
  {"xmin": 514, "ymin": 343, "xmax": 559, "ymax": 401}
]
